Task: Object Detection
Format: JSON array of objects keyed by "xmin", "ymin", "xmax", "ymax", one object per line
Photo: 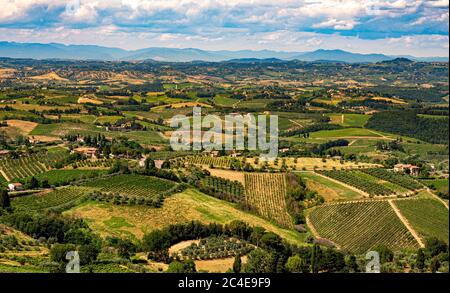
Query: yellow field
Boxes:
[
  {"xmin": 78, "ymin": 96, "xmax": 103, "ymax": 105},
  {"xmin": 245, "ymin": 157, "xmax": 381, "ymax": 171},
  {"xmin": 372, "ymin": 97, "xmax": 407, "ymax": 104},
  {"xmin": 206, "ymin": 168, "xmax": 245, "ymax": 185},
  {"xmin": 65, "ymin": 189, "xmax": 304, "ymax": 245},
  {"xmin": 6, "ymin": 120, "xmax": 38, "ymax": 135},
  {"xmin": 152, "ymin": 102, "xmax": 212, "ymax": 111},
  {"xmin": 28, "ymin": 72, "xmax": 68, "ymax": 81}
]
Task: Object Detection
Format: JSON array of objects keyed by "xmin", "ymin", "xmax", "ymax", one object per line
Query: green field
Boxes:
[
  {"xmin": 328, "ymin": 114, "xmax": 371, "ymax": 127},
  {"xmin": 395, "ymin": 199, "xmax": 449, "ymax": 243},
  {"xmin": 310, "ymin": 128, "xmax": 383, "ymax": 138},
  {"xmin": 308, "ymin": 200, "xmax": 419, "ymax": 253},
  {"xmin": 420, "ymin": 178, "xmax": 449, "ymax": 195},
  {"xmin": 213, "ymin": 94, "xmax": 238, "ymax": 107}
]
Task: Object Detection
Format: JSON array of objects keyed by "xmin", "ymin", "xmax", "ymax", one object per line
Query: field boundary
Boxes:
[{"xmin": 388, "ymin": 200, "xmax": 425, "ymax": 248}]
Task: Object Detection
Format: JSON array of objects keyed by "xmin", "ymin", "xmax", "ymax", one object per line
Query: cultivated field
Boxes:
[
  {"xmin": 65, "ymin": 189, "xmax": 305, "ymax": 244},
  {"xmin": 244, "ymin": 173, "xmax": 293, "ymax": 228},
  {"xmin": 308, "ymin": 200, "xmax": 420, "ymax": 253}
]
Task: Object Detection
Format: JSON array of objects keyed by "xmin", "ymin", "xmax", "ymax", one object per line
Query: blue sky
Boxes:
[{"xmin": 0, "ymin": 0, "xmax": 448, "ymax": 56}]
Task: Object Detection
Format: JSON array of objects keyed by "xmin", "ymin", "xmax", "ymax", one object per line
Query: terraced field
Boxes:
[
  {"xmin": 11, "ymin": 186, "xmax": 92, "ymax": 212},
  {"xmin": 308, "ymin": 200, "xmax": 419, "ymax": 253},
  {"xmin": 244, "ymin": 173, "xmax": 293, "ymax": 228},
  {"xmin": 395, "ymin": 199, "xmax": 449, "ymax": 243}
]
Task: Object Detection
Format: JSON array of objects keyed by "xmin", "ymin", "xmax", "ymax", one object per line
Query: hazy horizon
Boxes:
[{"xmin": 0, "ymin": 1, "xmax": 448, "ymax": 57}]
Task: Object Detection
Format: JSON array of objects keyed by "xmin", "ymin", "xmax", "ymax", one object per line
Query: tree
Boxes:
[
  {"xmin": 50, "ymin": 243, "xmax": 77, "ymax": 264},
  {"xmin": 425, "ymin": 237, "xmax": 448, "ymax": 257},
  {"xmin": 416, "ymin": 249, "xmax": 425, "ymax": 271},
  {"xmin": 243, "ymin": 249, "xmax": 276, "ymax": 273},
  {"xmin": 79, "ymin": 244, "xmax": 100, "ymax": 265},
  {"xmin": 0, "ymin": 189, "xmax": 10, "ymax": 209},
  {"xmin": 430, "ymin": 257, "xmax": 440, "ymax": 273},
  {"xmin": 143, "ymin": 230, "xmax": 172, "ymax": 252},
  {"xmin": 346, "ymin": 255, "xmax": 359, "ymax": 273},
  {"xmin": 373, "ymin": 244, "xmax": 394, "ymax": 264},
  {"xmin": 167, "ymin": 260, "xmax": 196, "ymax": 273},
  {"xmin": 285, "ymin": 255, "xmax": 308, "ymax": 273},
  {"xmin": 117, "ymin": 239, "xmax": 136, "ymax": 259},
  {"xmin": 233, "ymin": 255, "xmax": 242, "ymax": 273},
  {"xmin": 29, "ymin": 177, "xmax": 39, "ymax": 189},
  {"xmin": 310, "ymin": 244, "xmax": 322, "ymax": 273}
]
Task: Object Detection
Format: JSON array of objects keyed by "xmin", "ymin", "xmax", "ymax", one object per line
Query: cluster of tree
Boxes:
[
  {"xmin": 375, "ymin": 140, "xmax": 404, "ymax": 152},
  {"xmin": 141, "ymin": 158, "xmax": 181, "ymax": 182},
  {"xmin": 283, "ymin": 123, "xmax": 343, "ymax": 137},
  {"xmin": 127, "ymin": 81, "xmax": 165, "ymax": 93},
  {"xmin": 311, "ymin": 139, "xmax": 349, "ymax": 155},
  {"xmin": 285, "ymin": 173, "xmax": 323, "ymax": 225},
  {"xmin": 366, "ymin": 111, "xmax": 449, "ymax": 144},
  {"xmin": 143, "ymin": 220, "xmax": 357, "ymax": 273}
]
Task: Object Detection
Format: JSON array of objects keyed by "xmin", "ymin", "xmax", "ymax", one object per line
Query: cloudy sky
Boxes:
[{"xmin": 0, "ymin": 0, "xmax": 448, "ymax": 56}]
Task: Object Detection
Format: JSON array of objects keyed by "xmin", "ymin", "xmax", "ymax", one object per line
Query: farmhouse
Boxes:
[
  {"xmin": 393, "ymin": 164, "xmax": 420, "ymax": 176},
  {"xmin": 0, "ymin": 150, "xmax": 10, "ymax": 157},
  {"xmin": 73, "ymin": 147, "xmax": 98, "ymax": 158},
  {"xmin": 8, "ymin": 183, "xmax": 23, "ymax": 192}
]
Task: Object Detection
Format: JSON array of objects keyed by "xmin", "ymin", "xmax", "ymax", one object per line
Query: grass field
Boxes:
[
  {"xmin": 309, "ymin": 128, "xmax": 383, "ymax": 138},
  {"xmin": 420, "ymin": 178, "xmax": 449, "ymax": 195},
  {"xmin": 297, "ymin": 172, "xmax": 362, "ymax": 201},
  {"xmin": 308, "ymin": 200, "xmax": 419, "ymax": 253},
  {"xmin": 395, "ymin": 198, "xmax": 449, "ymax": 243},
  {"xmin": 213, "ymin": 94, "xmax": 238, "ymax": 107},
  {"xmin": 245, "ymin": 157, "xmax": 380, "ymax": 171},
  {"xmin": 65, "ymin": 189, "xmax": 305, "ymax": 244},
  {"xmin": 327, "ymin": 114, "xmax": 371, "ymax": 127}
]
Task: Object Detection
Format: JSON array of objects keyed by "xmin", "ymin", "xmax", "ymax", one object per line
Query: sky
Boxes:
[{"xmin": 0, "ymin": 0, "xmax": 448, "ymax": 57}]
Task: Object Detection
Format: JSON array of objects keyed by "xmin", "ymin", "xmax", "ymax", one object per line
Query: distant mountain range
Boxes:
[{"xmin": 0, "ymin": 41, "xmax": 448, "ymax": 63}]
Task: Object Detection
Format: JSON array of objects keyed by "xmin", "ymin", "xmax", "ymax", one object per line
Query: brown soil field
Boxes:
[{"xmin": 6, "ymin": 120, "xmax": 38, "ymax": 134}]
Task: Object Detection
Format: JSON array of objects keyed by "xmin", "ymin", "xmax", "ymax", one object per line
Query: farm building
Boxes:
[
  {"xmin": 8, "ymin": 183, "xmax": 23, "ymax": 192},
  {"xmin": 393, "ymin": 164, "xmax": 420, "ymax": 176},
  {"xmin": 0, "ymin": 150, "xmax": 10, "ymax": 157},
  {"xmin": 73, "ymin": 147, "xmax": 98, "ymax": 158}
]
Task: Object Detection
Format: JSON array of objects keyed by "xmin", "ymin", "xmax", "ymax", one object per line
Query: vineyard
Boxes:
[
  {"xmin": 308, "ymin": 200, "xmax": 420, "ymax": 253},
  {"xmin": 82, "ymin": 174, "xmax": 178, "ymax": 201},
  {"xmin": 395, "ymin": 198, "xmax": 449, "ymax": 243},
  {"xmin": 75, "ymin": 159, "xmax": 114, "ymax": 169},
  {"xmin": 244, "ymin": 173, "xmax": 293, "ymax": 228},
  {"xmin": 180, "ymin": 156, "xmax": 232, "ymax": 169},
  {"xmin": 361, "ymin": 169, "xmax": 423, "ymax": 190},
  {"xmin": 27, "ymin": 169, "xmax": 108, "ymax": 186},
  {"xmin": 0, "ymin": 150, "xmax": 69, "ymax": 181},
  {"xmin": 178, "ymin": 236, "xmax": 253, "ymax": 260},
  {"xmin": 200, "ymin": 176, "xmax": 245, "ymax": 203},
  {"xmin": 11, "ymin": 186, "xmax": 92, "ymax": 212},
  {"xmin": 317, "ymin": 170, "xmax": 399, "ymax": 196}
]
